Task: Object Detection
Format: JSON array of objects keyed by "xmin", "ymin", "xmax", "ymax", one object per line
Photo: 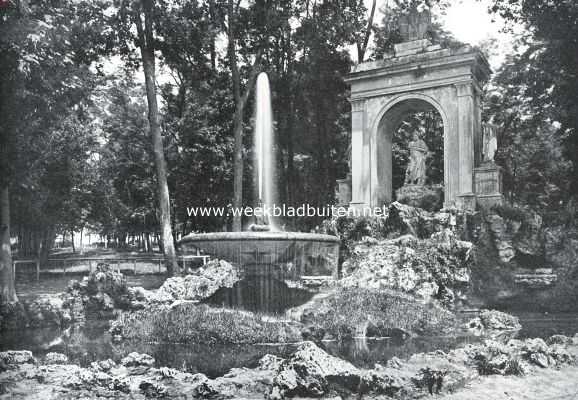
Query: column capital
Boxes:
[
  {"xmin": 350, "ymin": 98, "xmax": 366, "ymax": 112},
  {"xmin": 455, "ymin": 82, "xmax": 474, "ymax": 98}
]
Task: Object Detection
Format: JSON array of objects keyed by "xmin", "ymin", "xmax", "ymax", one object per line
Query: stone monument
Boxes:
[
  {"xmin": 404, "ymin": 131, "xmax": 430, "ymax": 186},
  {"xmin": 398, "ymin": 5, "xmax": 432, "ymax": 42},
  {"xmin": 339, "ymin": 4, "xmax": 497, "ymax": 211},
  {"xmin": 396, "ymin": 130, "xmax": 443, "ymax": 211},
  {"xmin": 474, "ymin": 123, "xmax": 504, "ymax": 209}
]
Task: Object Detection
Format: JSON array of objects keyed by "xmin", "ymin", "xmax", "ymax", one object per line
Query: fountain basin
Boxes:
[{"xmin": 178, "ymin": 231, "xmax": 341, "ymax": 279}]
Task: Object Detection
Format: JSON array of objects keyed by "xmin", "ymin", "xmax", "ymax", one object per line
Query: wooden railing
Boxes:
[{"xmin": 13, "ymin": 254, "xmax": 211, "ymax": 281}]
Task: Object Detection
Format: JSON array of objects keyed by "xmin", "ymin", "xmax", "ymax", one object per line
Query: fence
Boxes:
[{"xmin": 13, "ymin": 254, "xmax": 211, "ymax": 281}]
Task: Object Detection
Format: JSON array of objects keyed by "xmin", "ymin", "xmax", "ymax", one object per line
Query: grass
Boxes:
[
  {"xmin": 301, "ymin": 287, "xmax": 457, "ymax": 340},
  {"xmin": 115, "ymin": 303, "xmax": 302, "ymax": 345}
]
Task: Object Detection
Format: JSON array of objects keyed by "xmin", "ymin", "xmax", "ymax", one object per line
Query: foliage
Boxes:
[
  {"xmin": 489, "ymin": 203, "xmax": 527, "ymax": 223},
  {"xmin": 116, "ymin": 303, "xmax": 301, "ymax": 344},
  {"xmin": 301, "ymin": 287, "xmax": 456, "ymax": 341},
  {"xmin": 486, "ymin": 0, "xmax": 578, "ymax": 209}
]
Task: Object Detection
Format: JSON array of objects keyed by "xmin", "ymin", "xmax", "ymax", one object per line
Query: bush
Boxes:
[
  {"xmin": 490, "ymin": 204, "xmax": 527, "ymax": 223},
  {"xmin": 299, "ymin": 287, "xmax": 456, "ymax": 340},
  {"xmin": 115, "ymin": 303, "xmax": 302, "ymax": 345}
]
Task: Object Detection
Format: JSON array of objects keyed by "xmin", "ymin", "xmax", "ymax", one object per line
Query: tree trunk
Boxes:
[
  {"xmin": 227, "ymin": 0, "xmax": 263, "ymax": 232},
  {"xmin": 228, "ymin": 0, "xmax": 244, "ymax": 232},
  {"xmin": 136, "ymin": 0, "xmax": 178, "ymax": 275},
  {"xmin": 71, "ymin": 230, "xmax": 76, "ymax": 253},
  {"xmin": 79, "ymin": 227, "xmax": 84, "ymax": 255},
  {"xmin": 0, "ymin": 185, "xmax": 17, "ymax": 304},
  {"xmin": 356, "ymin": 0, "xmax": 376, "ymax": 63}
]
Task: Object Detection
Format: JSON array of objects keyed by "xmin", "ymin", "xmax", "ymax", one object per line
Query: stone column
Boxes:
[
  {"xmin": 456, "ymin": 83, "xmax": 476, "ymax": 208},
  {"xmin": 350, "ymin": 99, "xmax": 369, "ymax": 209}
]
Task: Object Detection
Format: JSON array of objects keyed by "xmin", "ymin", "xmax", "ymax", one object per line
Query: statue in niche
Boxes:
[
  {"xmin": 482, "ymin": 123, "xmax": 498, "ymax": 163},
  {"xmin": 404, "ymin": 131, "xmax": 430, "ymax": 186},
  {"xmin": 398, "ymin": 5, "xmax": 432, "ymax": 42}
]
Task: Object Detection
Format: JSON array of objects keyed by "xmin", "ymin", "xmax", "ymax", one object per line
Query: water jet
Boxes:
[{"xmin": 178, "ymin": 72, "xmax": 340, "ymax": 311}]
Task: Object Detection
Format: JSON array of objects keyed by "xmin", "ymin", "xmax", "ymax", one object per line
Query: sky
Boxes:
[
  {"xmin": 442, "ymin": 0, "xmax": 501, "ymax": 45},
  {"xmin": 439, "ymin": 0, "xmax": 518, "ymax": 69},
  {"xmin": 103, "ymin": 0, "xmax": 520, "ymax": 89}
]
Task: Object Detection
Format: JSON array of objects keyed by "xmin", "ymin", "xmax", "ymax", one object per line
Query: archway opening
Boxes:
[{"xmin": 375, "ymin": 98, "xmax": 444, "ymax": 206}]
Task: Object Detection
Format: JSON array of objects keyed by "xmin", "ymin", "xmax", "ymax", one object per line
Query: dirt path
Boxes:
[{"xmin": 440, "ymin": 365, "xmax": 578, "ymax": 400}]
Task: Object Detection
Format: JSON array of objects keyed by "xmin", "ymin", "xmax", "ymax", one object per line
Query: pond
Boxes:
[
  {"xmin": 0, "ymin": 321, "xmax": 483, "ymax": 378},
  {"xmin": 6, "ymin": 273, "xmax": 578, "ymax": 379},
  {"xmin": 4, "ymin": 309, "xmax": 577, "ymax": 378}
]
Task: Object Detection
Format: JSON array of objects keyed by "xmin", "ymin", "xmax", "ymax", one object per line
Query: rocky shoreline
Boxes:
[{"xmin": 1, "ymin": 334, "xmax": 577, "ymax": 399}]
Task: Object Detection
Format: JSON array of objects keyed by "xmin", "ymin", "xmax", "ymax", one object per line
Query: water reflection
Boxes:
[
  {"xmin": 205, "ymin": 273, "xmax": 316, "ymax": 314},
  {"xmin": 3, "ymin": 312, "xmax": 578, "ymax": 378}
]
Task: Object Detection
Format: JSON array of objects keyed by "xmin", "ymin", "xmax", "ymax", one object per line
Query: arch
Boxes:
[
  {"xmin": 369, "ymin": 94, "xmax": 448, "ymax": 205},
  {"xmin": 370, "ymin": 93, "xmax": 449, "ymax": 136},
  {"xmin": 344, "ymin": 41, "xmax": 491, "ymax": 210}
]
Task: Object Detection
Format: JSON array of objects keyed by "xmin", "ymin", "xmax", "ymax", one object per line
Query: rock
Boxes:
[
  {"xmin": 513, "ymin": 212, "xmax": 543, "ymax": 257},
  {"xmin": 271, "ymin": 341, "xmax": 362, "ymax": 398},
  {"xmin": 109, "ymin": 377, "xmax": 131, "ymax": 393},
  {"xmin": 395, "ymin": 184, "xmax": 444, "ymax": 212},
  {"xmin": 0, "ymin": 350, "xmax": 36, "ymax": 368},
  {"xmin": 486, "ymin": 214, "xmax": 517, "ymax": 262},
  {"xmin": 156, "ymin": 259, "xmax": 240, "ymax": 302},
  {"xmin": 139, "ymin": 379, "xmax": 168, "ymax": 397},
  {"xmin": 109, "ymin": 319, "xmax": 124, "ymax": 339},
  {"xmin": 339, "ymin": 229, "xmax": 471, "ymax": 306},
  {"xmin": 44, "ymin": 352, "xmax": 68, "ymax": 365},
  {"xmin": 91, "ymin": 359, "xmax": 117, "ymax": 372},
  {"xmin": 87, "ymin": 263, "xmax": 128, "ymax": 298},
  {"xmin": 477, "ymin": 310, "xmax": 521, "ymax": 330},
  {"xmin": 514, "ymin": 273, "xmax": 557, "ymax": 288},
  {"xmin": 121, "ymin": 352, "xmax": 155, "ymax": 368},
  {"xmin": 24, "ymin": 296, "xmax": 70, "ymax": 328},
  {"xmin": 386, "ymin": 202, "xmax": 434, "ymax": 238},
  {"xmin": 547, "ymin": 335, "xmax": 571, "ymax": 345},
  {"xmin": 529, "ymin": 352, "xmax": 550, "ymax": 368},
  {"xmin": 258, "ymin": 355, "xmax": 284, "ymax": 371}
]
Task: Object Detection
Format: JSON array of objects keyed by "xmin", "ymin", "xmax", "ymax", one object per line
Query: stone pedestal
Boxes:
[
  {"xmin": 393, "ymin": 39, "xmax": 441, "ymax": 57},
  {"xmin": 474, "ymin": 163, "xmax": 504, "ymax": 209},
  {"xmin": 457, "ymin": 193, "xmax": 477, "ymax": 212},
  {"xmin": 335, "ymin": 175, "xmax": 352, "ymax": 207},
  {"xmin": 395, "ymin": 184, "xmax": 443, "ymax": 211}
]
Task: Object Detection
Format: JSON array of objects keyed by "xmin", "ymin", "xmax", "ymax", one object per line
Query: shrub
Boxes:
[
  {"xmin": 115, "ymin": 303, "xmax": 302, "ymax": 345},
  {"xmin": 300, "ymin": 287, "xmax": 456, "ymax": 340},
  {"xmin": 490, "ymin": 204, "xmax": 527, "ymax": 222}
]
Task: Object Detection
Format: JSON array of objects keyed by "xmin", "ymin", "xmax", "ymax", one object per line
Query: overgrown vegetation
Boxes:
[
  {"xmin": 115, "ymin": 303, "xmax": 301, "ymax": 345},
  {"xmin": 300, "ymin": 287, "xmax": 457, "ymax": 340}
]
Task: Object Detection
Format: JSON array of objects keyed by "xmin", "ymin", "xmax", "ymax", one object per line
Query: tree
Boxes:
[
  {"xmin": 115, "ymin": 0, "xmax": 178, "ymax": 273},
  {"xmin": 484, "ymin": 39, "xmax": 572, "ymax": 210},
  {"xmin": 225, "ymin": 0, "xmax": 263, "ymax": 231},
  {"xmin": 1, "ymin": 0, "xmax": 98, "ymax": 302},
  {"xmin": 488, "ymin": 0, "xmax": 578, "ymax": 200}
]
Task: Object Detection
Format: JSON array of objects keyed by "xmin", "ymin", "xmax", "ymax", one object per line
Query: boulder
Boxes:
[
  {"xmin": 485, "ymin": 214, "xmax": 517, "ymax": 262},
  {"xmin": 44, "ymin": 352, "xmax": 69, "ymax": 365},
  {"xmin": 513, "ymin": 212, "xmax": 543, "ymax": 257},
  {"xmin": 121, "ymin": 352, "xmax": 155, "ymax": 375},
  {"xmin": 156, "ymin": 259, "xmax": 239, "ymax": 302},
  {"xmin": 339, "ymin": 229, "xmax": 471, "ymax": 306},
  {"xmin": 24, "ymin": 296, "xmax": 71, "ymax": 328},
  {"xmin": 467, "ymin": 310, "xmax": 521, "ymax": 331},
  {"xmin": 395, "ymin": 184, "xmax": 444, "ymax": 212},
  {"xmin": 270, "ymin": 341, "xmax": 362, "ymax": 398},
  {"xmin": 0, "ymin": 350, "xmax": 36, "ymax": 368},
  {"xmin": 139, "ymin": 380, "xmax": 168, "ymax": 397},
  {"xmin": 91, "ymin": 359, "xmax": 117, "ymax": 372}
]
